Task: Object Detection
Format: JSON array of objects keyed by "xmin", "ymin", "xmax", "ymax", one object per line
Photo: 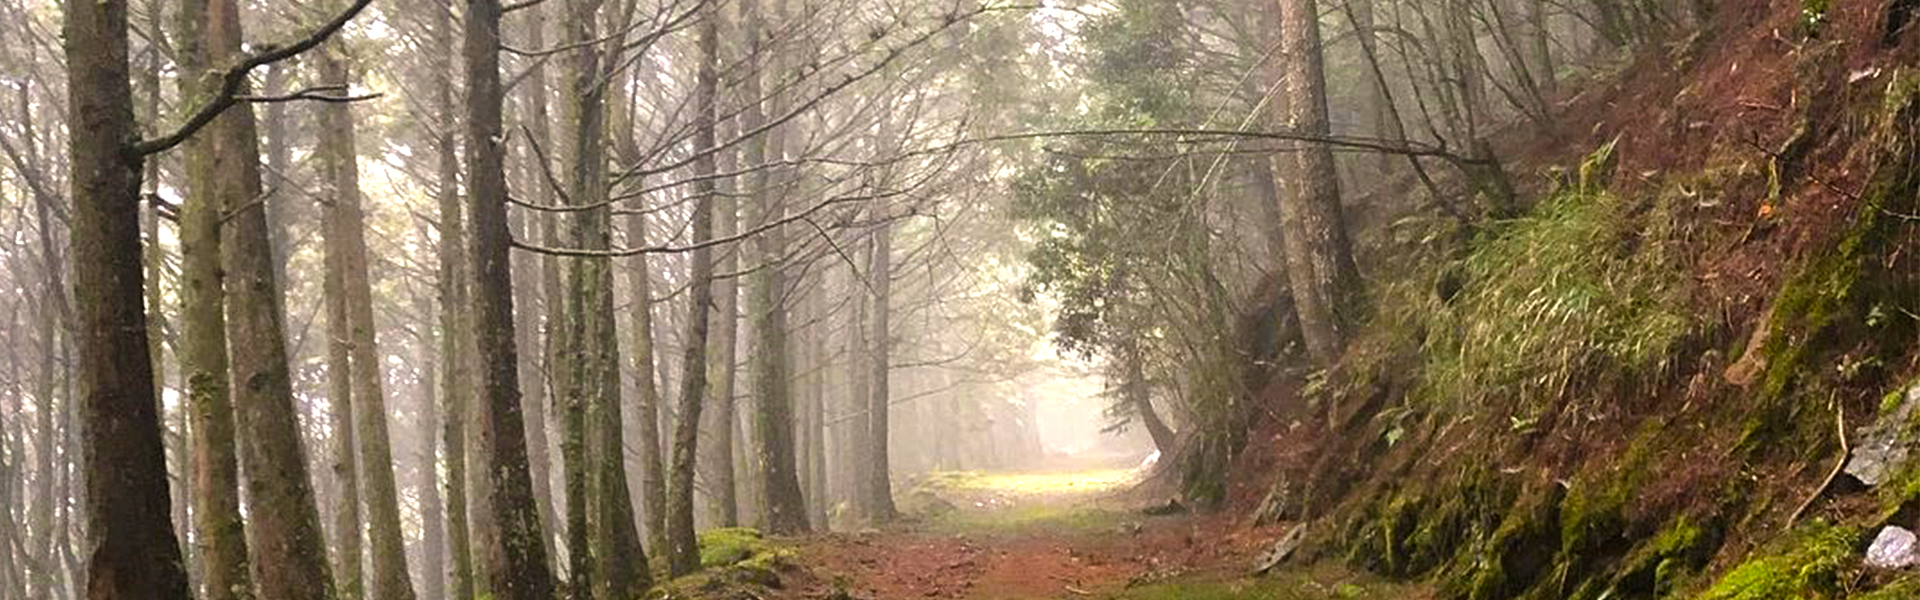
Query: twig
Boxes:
[
  {"xmin": 235, "ymin": 84, "xmax": 382, "ymax": 104},
  {"xmin": 1787, "ymin": 400, "xmax": 1849, "ymax": 528}
]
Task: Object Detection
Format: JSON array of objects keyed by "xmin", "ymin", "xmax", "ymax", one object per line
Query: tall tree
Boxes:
[
  {"xmin": 865, "ymin": 219, "xmax": 898, "ymax": 523},
  {"xmin": 740, "ymin": 0, "xmax": 809, "ymax": 534},
  {"xmin": 431, "ymin": 1, "xmax": 476, "ymax": 598},
  {"xmin": 559, "ymin": 0, "xmax": 651, "ymax": 594},
  {"xmin": 318, "ymin": 39, "xmax": 418, "ymax": 600},
  {"xmin": 63, "ymin": 0, "xmax": 193, "ymax": 597},
  {"xmin": 705, "ymin": 125, "xmax": 742, "ymax": 528},
  {"xmin": 219, "ymin": 5, "xmax": 370, "ymax": 596},
  {"xmin": 844, "ymin": 243, "xmax": 872, "ymax": 523},
  {"xmin": 610, "ymin": 72, "xmax": 670, "ymax": 559},
  {"xmin": 518, "ymin": 3, "xmax": 564, "ymax": 573},
  {"xmin": 320, "ymin": 53, "xmax": 365, "ymax": 595},
  {"xmin": 1270, "ymin": 0, "xmax": 1362, "ymax": 366},
  {"xmin": 666, "ymin": 0, "xmax": 722, "ymax": 575},
  {"xmin": 219, "ymin": 4, "xmax": 363, "ymax": 598},
  {"xmin": 557, "ymin": 2, "xmax": 602, "ymax": 597},
  {"xmin": 510, "ymin": 0, "xmax": 560, "ymax": 581},
  {"xmin": 177, "ymin": 0, "xmax": 253, "ymax": 596},
  {"xmin": 465, "ymin": 0, "xmax": 557, "ymax": 597},
  {"xmin": 411, "ymin": 287, "xmax": 446, "ymax": 600}
]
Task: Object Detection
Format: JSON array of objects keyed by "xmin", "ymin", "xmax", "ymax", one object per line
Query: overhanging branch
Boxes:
[{"xmin": 130, "ymin": 0, "xmax": 375, "ymax": 157}]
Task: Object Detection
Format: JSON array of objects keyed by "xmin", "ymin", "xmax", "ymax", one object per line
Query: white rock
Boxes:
[{"xmin": 1867, "ymin": 526, "xmax": 1920, "ymax": 570}]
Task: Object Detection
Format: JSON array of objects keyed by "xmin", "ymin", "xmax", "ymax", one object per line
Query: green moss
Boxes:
[
  {"xmin": 1857, "ymin": 575, "xmax": 1920, "ymax": 600},
  {"xmin": 1115, "ymin": 563, "xmax": 1418, "ymax": 600},
  {"xmin": 1560, "ymin": 427, "xmax": 1660, "ymax": 561},
  {"xmin": 659, "ymin": 527, "xmax": 796, "ymax": 597},
  {"xmin": 1453, "ymin": 482, "xmax": 1564, "ymax": 600},
  {"xmin": 1743, "ymin": 83, "xmax": 1920, "ymax": 457},
  {"xmin": 699, "ymin": 527, "xmax": 770, "ymax": 568},
  {"xmin": 1691, "ymin": 521, "xmax": 1859, "ymax": 600},
  {"xmin": 1599, "ymin": 513, "xmax": 1726, "ymax": 600},
  {"xmin": 1880, "ymin": 384, "xmax": 1909, "ymax": 415},
  {"xmin": 1800, "ymin": 0, "xmax": 1831, "ymax": 36}
]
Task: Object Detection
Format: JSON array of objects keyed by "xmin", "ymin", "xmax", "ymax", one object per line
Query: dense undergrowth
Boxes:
[{"xmin": 1257, "ymin": 8, "xmax": 1920, "ymax": 598}]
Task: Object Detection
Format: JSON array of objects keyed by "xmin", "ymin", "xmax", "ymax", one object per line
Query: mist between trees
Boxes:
[{"xmin": 0, "ymin": 0, "xmax": 1666, "ymax": 598}]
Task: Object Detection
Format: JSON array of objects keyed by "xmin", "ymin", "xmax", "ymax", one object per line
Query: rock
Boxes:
[
  {"xmin": 1846, "ymin": 383, "xmax": 1920, "ymax": 487},
  {"xmin": 1868, "ymin": 526, "xmax": 1920, "ymax": 569},
  {"xmin": 1252, "ymin": 479, "xmax": 1296, "ymax": 526},
  {"xmin": 1252, "ymin": 523, "xmax": 1308, "ymax": 576}
]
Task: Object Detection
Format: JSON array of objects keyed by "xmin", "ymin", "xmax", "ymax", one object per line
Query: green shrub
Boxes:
[{"xmin": 1413, "ymin": 173, "xmax": 1689, "ymax": 411}]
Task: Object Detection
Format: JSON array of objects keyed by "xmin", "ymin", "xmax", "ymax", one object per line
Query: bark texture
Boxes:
[
  {"xmin": 466, "ymin": 1, "xmax": 558, "ymax": 598},
  {"xmin": 66, "ymin": 0, "xmax": 194, "ymax": 598},
  {"xmin": 865, "ymin": 221, "xmax": 897, "ymax": 523},
  {"xmin": 666, "ymin": 3, "xmax": 722, "ymax": 575},
  {"xmin": 177, "ymin": 0, "xmax": 252, "ymax": 596},
  {"xmin": 1271, "ymin": 0, "xmax": 1363, "ymax": 366},
  {"xmin": 741, "ymin": 0, "xmax": 809, "ymax": 534}
]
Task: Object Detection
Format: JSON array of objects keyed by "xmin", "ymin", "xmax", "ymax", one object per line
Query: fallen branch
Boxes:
[{"xmin": 1787, "ymin": 400, "xmax": 1849, "ymax": 528}]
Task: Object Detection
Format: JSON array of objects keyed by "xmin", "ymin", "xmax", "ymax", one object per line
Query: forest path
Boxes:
[{"xmin": 758, "ymin": 467, "xmax": 1428, "ymax": 600}]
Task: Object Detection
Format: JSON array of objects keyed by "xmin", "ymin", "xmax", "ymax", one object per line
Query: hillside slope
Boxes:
[{"xmin": 1233, "ymin": 1, "xmax": 1920, "ymax": 599}]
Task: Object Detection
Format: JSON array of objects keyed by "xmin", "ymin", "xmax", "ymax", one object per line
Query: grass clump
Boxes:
[
  {"xmin": 1691, "ymin": 521, "xmax": 1859, "ymax": 600},
  {"xmin": 1413, "ymin": 169, "xmax": 1690, "ymax": 411},
  {"xmin": 926, "ymin": 504, "xmax": 1122, "ymax": 536}
]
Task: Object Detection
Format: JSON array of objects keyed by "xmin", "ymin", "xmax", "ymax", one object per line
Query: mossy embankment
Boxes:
[{"xmin": 1240, "ymin": 5, "xmax": 1920, "ymax": 598}]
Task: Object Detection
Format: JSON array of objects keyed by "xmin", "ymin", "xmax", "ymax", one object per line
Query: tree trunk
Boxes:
[
  {"xmin": 0, "ymin": 438, "xmax": 19, "ymax": 600},
  {"xmin": 666, "ymin": 4, "xmax": 721, "ymax": 575},
  {"xmin": 805, "ymin": 287, "xmax": 830, "ymax": 530},
  {"xmin": 427, "ymin": 4, "xmax": 473, "ymax": 599},
  {"xmin": 515, "ymin": 4, "xmax": 563, "ymax": 577},
  {"xmin": 705, "ymin": 130, "xmax": 741, "ymax": 529},
  {"xmin": 1524, "ymin": 0, "xmax": 1556, "ymax": 98},
  {"xmin": 64, "ymin": 0, "xmax": 193, "ymax": 598},
  {"xmin": 845, "ymin": 247, "xmax": 871, "ymax": 524},
  {"xmin": 411, "ymin": 271, "xmax": 447, "ymax": 600},
  {"xmin": 737, "ymin": 0, "xmax": 810, "ymax": 535},
  {"xmin": 608, "ymin": 74, "xmax": 669, "ymax": 555},
  {"xmin": 866, "ymin": 221, "xmax": 898, "ymax": 523},
  {"xmin": 263, "ymin": 63, "xmax": 297, "ymax": 334},
  {"xmin": 465, "ymin": 0, "xmax": 558, "ymax": 597},
  {"xmin": 567, "ymin": 3, "xmax": 651, "ymax": 594},
  {"xmin": 318, "ymin": 41, "xmax": 419, "ymax": 600},
  {"xmin": 1346, "ymin": 0, "xmax": 1406, "ymax": 174},
  {"xmin": 1271, "ymin": 0, "xmax": 1364, "ymax": 366},
  {"xmin": 624, "ymin": 219, "xmax": 670, "ymax": 553},
  {"xmin": 177, "ymin": 1, "xmax": 253, "ymax": 597},
  {"xmin": 217, "ymin": 25, "xmax": 338, "ymax": 600},
  {"xmin": 320, "ymin": 50, "xmax": 365, "ymax": 597},
  {"xmin": 1122, "ymin": 346, "xmax": 1176, "ymax": 456}
]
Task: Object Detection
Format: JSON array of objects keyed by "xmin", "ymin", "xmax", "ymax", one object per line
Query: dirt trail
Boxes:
[{"xmin": 755, "ymin": 468, "xmax": 1415, "ymax": 600}]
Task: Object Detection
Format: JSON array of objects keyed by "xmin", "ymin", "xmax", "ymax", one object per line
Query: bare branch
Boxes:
[
  {"xmin": 131, "ymin": 0, "xmax": 375, "ymax": 157},
  {"xmin": 235, "ymin": 84, "xmax": 383, "ymax": 104}
]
